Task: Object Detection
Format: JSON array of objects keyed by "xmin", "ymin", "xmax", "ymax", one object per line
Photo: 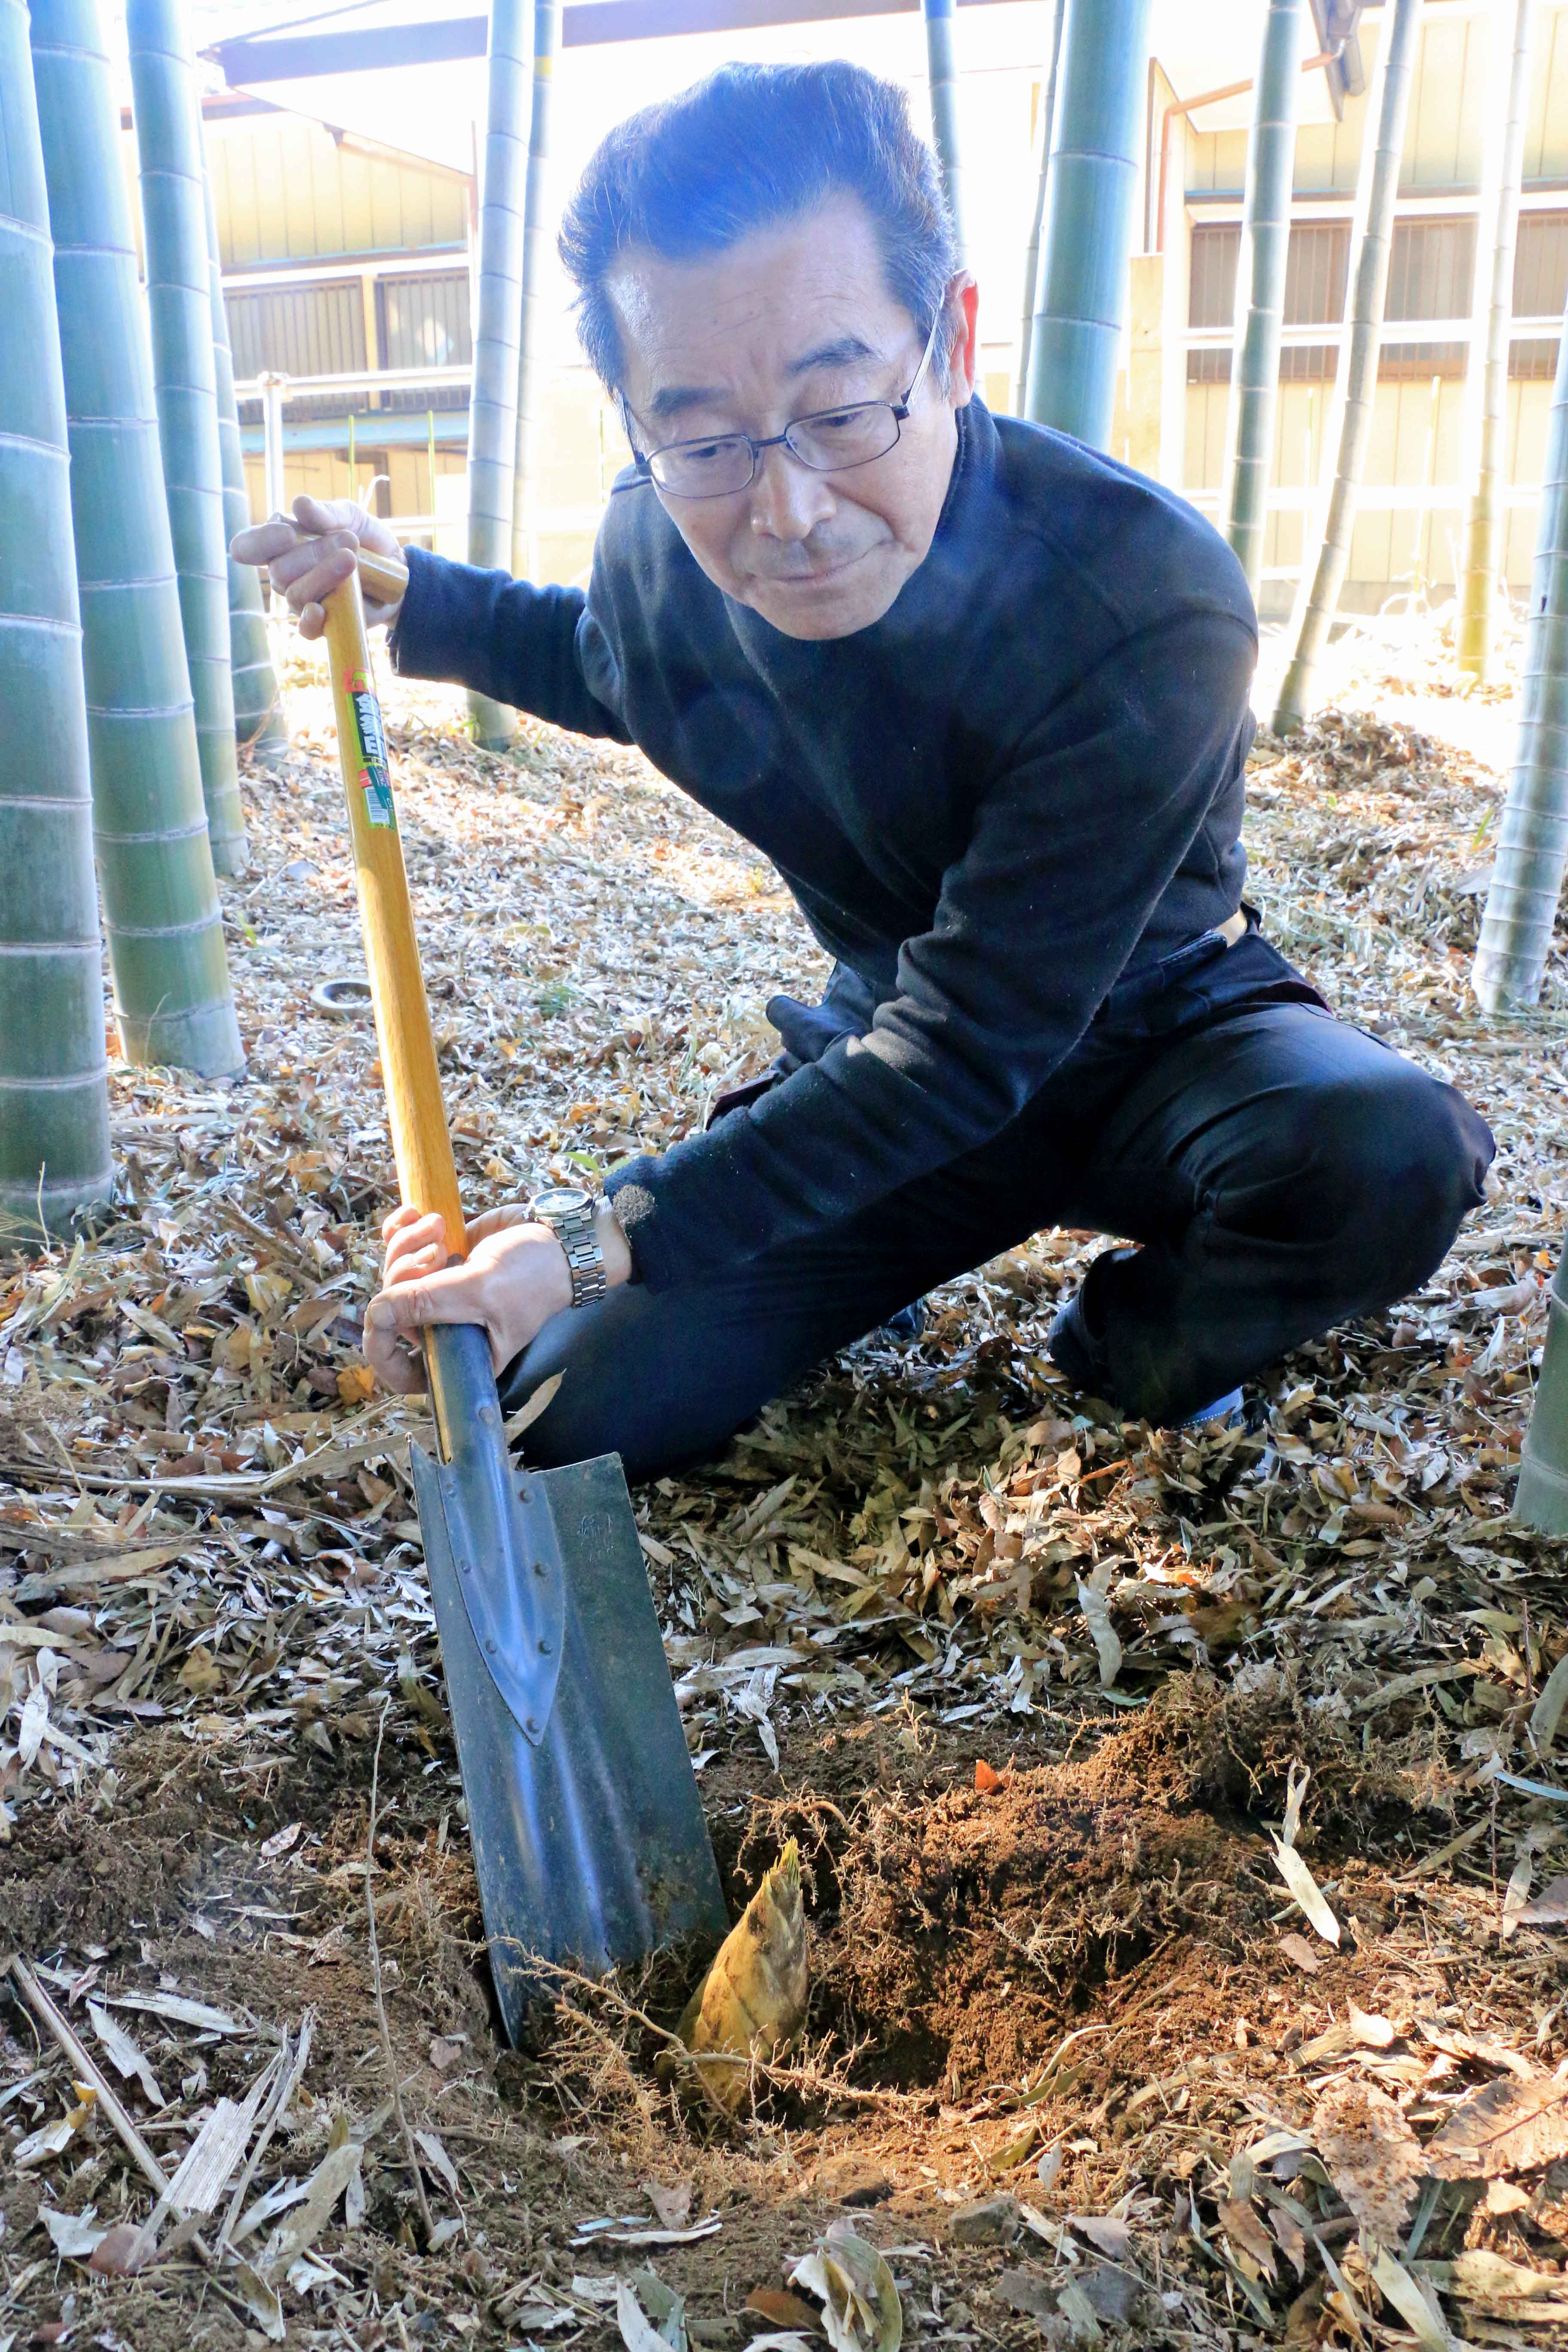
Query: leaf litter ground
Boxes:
[{"xmin": 5, "ymin": 608, "xmax": 1568, "ymax": 2349}]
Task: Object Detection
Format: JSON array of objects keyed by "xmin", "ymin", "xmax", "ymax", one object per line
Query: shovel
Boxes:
[{"xmin": 314, "ymin": 544, "xmax": 727, "ymax": 2043}]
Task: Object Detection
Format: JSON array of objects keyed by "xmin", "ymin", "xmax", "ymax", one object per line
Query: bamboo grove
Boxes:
[{"xmin": 3, "ymin": 0, "xmax": 286, "ymax": 1234}]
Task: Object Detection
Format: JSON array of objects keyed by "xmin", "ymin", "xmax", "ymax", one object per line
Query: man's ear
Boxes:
[{"xmin": 946, "ymin": 273, "xmax": 980, "ymax": 407}]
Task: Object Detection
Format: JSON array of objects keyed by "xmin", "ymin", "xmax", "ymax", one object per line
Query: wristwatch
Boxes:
[{"xmin": 531, "ymin": 1185, "xmax": 608, "ymax": 1308}]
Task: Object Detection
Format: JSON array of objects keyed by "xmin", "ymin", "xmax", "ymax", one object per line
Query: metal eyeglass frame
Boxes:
[{"xmin": 613, "ymin": 312, "xmax": 943, "ymax": 501}]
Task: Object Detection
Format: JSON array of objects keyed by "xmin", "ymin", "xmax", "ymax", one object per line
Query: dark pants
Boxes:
[{"xmin": 499, "ymin": 930, "xmax": 1494, "ymax": 1477}]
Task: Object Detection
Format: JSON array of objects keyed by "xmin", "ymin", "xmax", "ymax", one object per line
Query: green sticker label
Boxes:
[{"xmin": 343, "ymin": 665, "xmax": 396, "ymax": 831}]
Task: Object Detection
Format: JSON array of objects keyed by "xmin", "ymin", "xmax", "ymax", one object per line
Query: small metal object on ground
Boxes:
[{"xmin": 309, "ymin": 977, "xmax": 372, "ymax": 1017}]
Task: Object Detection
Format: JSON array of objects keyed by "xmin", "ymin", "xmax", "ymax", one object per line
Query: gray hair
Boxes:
[{"xmin": 557, "ymin": 60, "xmax": 961, "ymax": 394}]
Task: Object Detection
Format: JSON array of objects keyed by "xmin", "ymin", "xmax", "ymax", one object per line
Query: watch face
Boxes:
[{"xmin": 532, "ymin": 1186, "xmax": 594, "ymax": 1220}]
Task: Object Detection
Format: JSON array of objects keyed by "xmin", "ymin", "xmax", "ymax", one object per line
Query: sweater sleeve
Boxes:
[
  {"xmin": 389, "ymin": 545, "xmax": 633, "ymax": 742},
  {"xmin": 607, "ymin": 609, "xmax": 1256, "ymax": 1290}
]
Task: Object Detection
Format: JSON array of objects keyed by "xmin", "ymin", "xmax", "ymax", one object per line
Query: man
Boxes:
[{"xmin": 237, "ymin": 61, "xmax": 1492, "ymax": 1478}]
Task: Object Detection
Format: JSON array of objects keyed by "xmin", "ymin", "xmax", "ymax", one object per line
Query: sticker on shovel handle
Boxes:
[{"xmin": 343, "ymin": 664, "xmax": 396, "ymax": 830}]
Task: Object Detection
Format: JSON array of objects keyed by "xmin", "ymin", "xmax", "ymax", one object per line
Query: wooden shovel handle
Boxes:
[{"xmin": 321, "ymin": 570, "xmax": 467, "ymax": 1261}]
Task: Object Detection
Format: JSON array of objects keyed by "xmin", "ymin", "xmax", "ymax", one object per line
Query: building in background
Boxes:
[
  {"xmin": 122, "ymin": 85, "xmax": 622, "ymax": 582},
  {"xmin": 183, "ymin": 0, "xmax": 1568, "ymax": 614},
  {"xmin": 1167, "ymin": 0, "xmax": 1568, "ymax": 614}
]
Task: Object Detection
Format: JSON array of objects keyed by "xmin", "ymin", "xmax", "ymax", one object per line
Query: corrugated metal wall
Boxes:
[
  {"xmin": 207, "ymin": 115, "xmax": 467, "ymax": 267},
  {"xmin": 226, "ymin": 280, "xmax": 367, "ymax": 379},
  {"xmin": 1185, "ymin": 6, "xmax": 1568, "ymax": 203}
]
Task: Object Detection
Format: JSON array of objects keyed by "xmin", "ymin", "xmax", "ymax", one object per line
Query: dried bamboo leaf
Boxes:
[
  {"xmin": 1530, "ymin": 1653, "xmax": 1568, "ymax": 1756},
  {"xmin": 1518, "ymin": 1873, "xmax": 1568, "ymax": 1925},
  {"xmin": 261, "ymin": 2138, "xmax": 362, "ymax": 2278},
  {"xmin": 86, "ymin": 1998, "xmax": 164, "ymax": 2107},
  {"xmin": 1427, "ymin": 2073, "xmax": 1568, "ymax": 2179},
  {"xmin": 1270, "ymin": 1837, "xmax": 1341, "ymax": 1945},
  {"xmin": 789, "ymin": 2227, "xmax": 902, "ymax": 2352},
  {"xmin": 1366, "ymin": 2241, "xmax": 1452, "ymax": 2350}
]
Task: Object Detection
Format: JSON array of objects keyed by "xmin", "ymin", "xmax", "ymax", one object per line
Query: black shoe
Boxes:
[
  {"xmin": 1048, "ymin": 1255, "xmax": 1243, "ymax": 1430},
  {"xmin": 1046, "ymin": 1246, "xmax": 1136, "ymax": 1398},
  {"xmin": 1047, "ymin": 1282, "xmax": 1112, "ymax": 1398}
]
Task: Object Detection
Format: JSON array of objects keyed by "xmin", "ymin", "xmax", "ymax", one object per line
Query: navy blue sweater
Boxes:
[{"xmin": 391, "ymin": 399, "xmax": 1257, "ymax": 1291}]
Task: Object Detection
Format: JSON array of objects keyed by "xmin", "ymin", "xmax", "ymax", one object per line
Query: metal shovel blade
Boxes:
[{"xmin": 411, "ymin": 1324, "xmax": 728, "ymax": 2046}]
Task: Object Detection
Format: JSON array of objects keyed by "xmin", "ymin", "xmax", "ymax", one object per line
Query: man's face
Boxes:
[{"xmin": 607, "ymin": 197, "xmax": 978, "ymax": 640}]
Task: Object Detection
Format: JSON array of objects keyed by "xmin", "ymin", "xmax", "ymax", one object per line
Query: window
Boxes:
[
  {"xmin": 1512, "ymin": 213, "xmax": 1567, "ymax": 379},
  {"xmin": 1187, "ymin": 220, "xmax": 1347, "ymax": 383},
  {"xmin": 1380, "ymin": 218, "xmax": 1473, "ymax": 378},
  {"xmin": 377, "ymin": 271, "xmax": 472, "ymax": 410},
  {"xmin": 1188, "ymin": 216, "xmax": 1487, "ymax": 385}
]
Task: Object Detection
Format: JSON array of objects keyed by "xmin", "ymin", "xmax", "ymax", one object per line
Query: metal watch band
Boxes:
[{"xmin": 537, "ymin": 1192, "xmax": 607, "ymax": 1308}]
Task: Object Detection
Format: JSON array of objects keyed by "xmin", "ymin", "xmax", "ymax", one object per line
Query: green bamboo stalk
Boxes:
[
  {"xmin": 1013, "ymin": 0, "xmax": 1065, "ymax": 416},
  {"xmin": 1024, "ymin": 0, "xmax": 1154, "ymax": 448},
  {"xmin": 1457, "ymin": 0, "xmax": 1536, "ymax": 681},
  {"xmin": 126, "ymin": 0, "xmax": 247, "ymax": 874},
  {"xmin": 1272, "ymin": 0, "xmax": 1424, "ymax": 732},
  {"xmin": 202, "ymin": 129, "xmax": 288, "ymax": 762},
  {"xmin": 30, "ymin": 0, "xmax": 242, "ymax": 1082},
  {"xmin": 921, "ymin": 0, "xmax": 965, "ymax": 261},
  {"xmin": 1221, "ymin": 0, "xmax": 1306, "ymax": 604},
  {"xmin": 1514, "ymin": 1238, "xmax": 1568, "ymax": 1533},
  {"xmin": 466, "ymin": 0, "xmax": 529, "ymax": 751},
  {"xmin": 0, "ymin": 0, "xmax": 113, "ymax": 1237},
  {"xmin": 511, "ymin": 0, "xmax": 562, "ymax": 583},
  {"xmin": 1471, "ymin": 294, "xmax": 1568, "ymax": 1014}
]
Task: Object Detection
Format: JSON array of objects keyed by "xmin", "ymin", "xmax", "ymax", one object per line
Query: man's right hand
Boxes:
[{"xmin": 230, "ymin": 493, "xmax": 405, "ymax": 642}]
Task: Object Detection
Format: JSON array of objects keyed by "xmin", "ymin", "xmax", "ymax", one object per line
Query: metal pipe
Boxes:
[
  {"xmin": 260, "ymin": 369, "xmax": 287, "ymax": 515},
  {"xmin": 236, "ymin": 363, "xmax": 472, "ymax": 398}
]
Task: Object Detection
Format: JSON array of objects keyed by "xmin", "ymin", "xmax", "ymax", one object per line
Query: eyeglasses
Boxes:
[{"xmin": 616, "ymin": 314, "xmax": 942, "ymax": 501}]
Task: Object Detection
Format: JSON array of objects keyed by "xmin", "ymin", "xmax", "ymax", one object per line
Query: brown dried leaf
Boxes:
[
  {"xmin": 1216, "ymin": 2196, "xmax": 1278, "ymax": 2281},
  {"xmin": 645, "ymin": 2178, "xmax": 694, "ymax": 2230},
  {"xmin": 1518, "ymin": 1874, "xmax": 1568, "ymax": 1927},
  {"xmin": 1427, "ymin": 2073, "xmax": 1568, "ymax": 2179},
  {"xmin": 1347, "ymin": 2002, "xmax": 1396, "ymax": 2049},
  {"xmin": 746, "ymin": 2291, "xmax": 825, "ymax": 2335},
  {"xmin": 1312, "ymin": 2076, "xmax": 1426, "ymax": 2243}
]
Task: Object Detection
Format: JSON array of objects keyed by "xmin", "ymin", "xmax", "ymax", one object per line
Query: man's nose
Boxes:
[{"xmin": 746, "ymin": 441, "xmax": 836, "ymax": 542}]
